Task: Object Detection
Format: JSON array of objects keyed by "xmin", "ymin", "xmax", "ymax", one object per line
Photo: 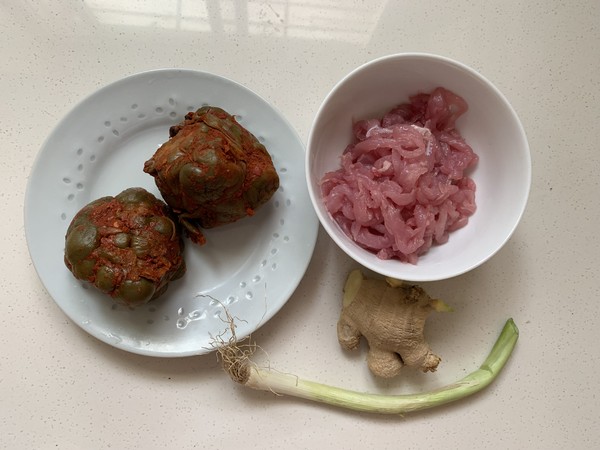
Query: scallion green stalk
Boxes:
[{"xmin": 220, "ymin": 319, "xmax": 518, "ymax": 415}]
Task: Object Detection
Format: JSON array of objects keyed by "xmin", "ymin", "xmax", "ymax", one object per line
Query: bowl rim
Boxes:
[{"xmin": 305, "ymin": 52, "xmax": 532, "ymax": 281}]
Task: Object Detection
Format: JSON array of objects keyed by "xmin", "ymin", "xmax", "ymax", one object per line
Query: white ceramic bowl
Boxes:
[{"xmin": 306, "ymin": 53, "xmax": 531, "ymax": 281}]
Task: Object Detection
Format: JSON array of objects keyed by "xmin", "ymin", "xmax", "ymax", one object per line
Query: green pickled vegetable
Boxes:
[
  {"xmin": 143, "ymin": 106, "xmax": 280, "ymax": 245},
  {"xmin": 64, "ymin": 187, "xmax": 186, "ymax": 308}
]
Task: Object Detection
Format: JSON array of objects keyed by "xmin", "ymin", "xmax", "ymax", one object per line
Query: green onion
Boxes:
[{"xmin": 219, "ymin": 319, "xmax": 518, "ymax": 415}]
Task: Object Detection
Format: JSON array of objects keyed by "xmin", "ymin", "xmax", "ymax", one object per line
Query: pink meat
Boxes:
[{"xmin": 320, "ymin": 87, "xmax": 478, "ymax": 264}]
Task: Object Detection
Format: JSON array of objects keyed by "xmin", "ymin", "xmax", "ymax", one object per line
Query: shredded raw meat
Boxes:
[{"xmin": 320, "ymin": 87, "xmax": 478, "ymax": 264}]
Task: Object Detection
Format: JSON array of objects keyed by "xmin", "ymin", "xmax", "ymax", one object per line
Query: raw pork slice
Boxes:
[{"xmin": 320, "ymin": 87, "xmax": 478, "ymax": 264}]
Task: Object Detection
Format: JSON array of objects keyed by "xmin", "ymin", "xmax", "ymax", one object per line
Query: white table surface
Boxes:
[{"xmin": 2, "ymin": 1, "xmax": 599, "ymax": 448}]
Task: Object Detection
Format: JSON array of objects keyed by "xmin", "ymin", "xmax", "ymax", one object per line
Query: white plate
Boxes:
[{"xmin": 24, "ymin": 69, "xmax": 319, "ymax": 357}]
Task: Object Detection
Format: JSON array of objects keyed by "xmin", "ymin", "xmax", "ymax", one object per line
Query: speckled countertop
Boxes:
[{"xmin": 2, "ymin": 1, "xmax": 599, "ymax": 449}]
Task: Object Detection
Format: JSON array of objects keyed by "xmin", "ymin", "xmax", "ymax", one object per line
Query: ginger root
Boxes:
[{"xmin": 337, "ymin": 269, "xmax": 451, "ymax": 378}]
